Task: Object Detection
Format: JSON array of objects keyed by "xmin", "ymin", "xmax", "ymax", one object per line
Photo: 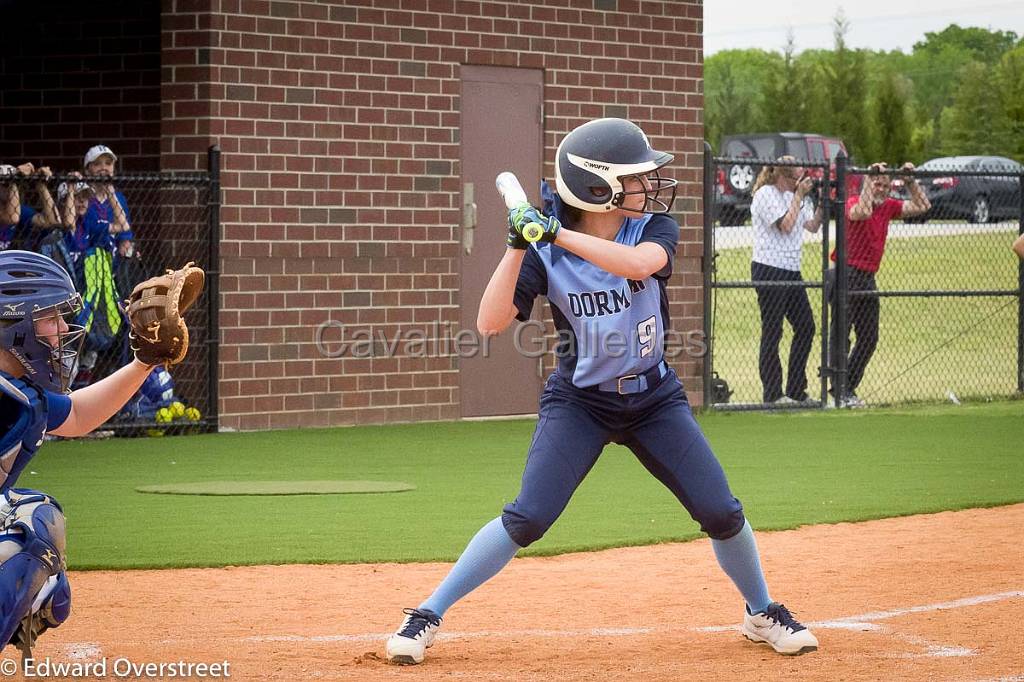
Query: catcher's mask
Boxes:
[{"xmin": 0, "ymin": 250, "xmax": 85, "ymax": 393}]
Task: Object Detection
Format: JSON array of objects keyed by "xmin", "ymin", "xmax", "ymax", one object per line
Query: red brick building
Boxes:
[{"xmin": 2, "ymin": 0, "xmax": 704, "ymax": 431}]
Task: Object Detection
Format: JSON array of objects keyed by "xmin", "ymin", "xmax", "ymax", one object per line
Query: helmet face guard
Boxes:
[
  {"xmin": 2, "ymin": 295, "xmax": 85, "ymax": 393},
  {"xmin": 610, "ymin": 168, "xmax": 678, "ymax": 215}
]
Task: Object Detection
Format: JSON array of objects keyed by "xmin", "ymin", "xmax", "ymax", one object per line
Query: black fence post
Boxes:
[
  {"xmin": 702, "ymin": 141, "xmax": 714, "ymax": 408},
  {"xmin": 207, "ymin": 145, "xmax": 221, "ymax": 433},
  {"xmin": 819, "ymin": 163, "xmax": 831, "ymax": 406},
  {"xmin": 1018, "ymin": 168, "xmax": 1024, "ymax": 393},
  {"xmin": 833, "ymin": 153, "xmax": 849, "ymax": 406}
]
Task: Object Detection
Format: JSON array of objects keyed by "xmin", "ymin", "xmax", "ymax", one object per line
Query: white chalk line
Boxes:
[
  {"xmin": 56, "ymin": 588, "xmax": 1022, "ymax": 664},
  {"xmin": 698, "ymin": 590, "xmax": 1024, "ymax": 632},
  {"xmin": 698, "ymin": 590, "xmax": 1024, "ymax": 659}
]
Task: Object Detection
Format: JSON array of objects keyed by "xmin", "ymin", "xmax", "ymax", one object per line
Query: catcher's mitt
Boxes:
[{"xmin": 126, "ymin": 263, "xmax": 205, "ymax": 368}]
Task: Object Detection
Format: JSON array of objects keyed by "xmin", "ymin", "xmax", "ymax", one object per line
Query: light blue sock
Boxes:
[
  {"xmin": 711, "ymin": 519, "xmax": 772, "ymax": 614},
  {"xmin": 419, "ymin": 517, "xmax": 521, "ymax": 617}
]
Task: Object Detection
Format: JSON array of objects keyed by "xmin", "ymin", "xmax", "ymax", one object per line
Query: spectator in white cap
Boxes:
[
  {"xmin": 83, "ymin": 145, "xmax": 131, "ymax": 240},
  {"xmin": 78, "ymin": 146, "xmax": 132, "ymax": 379},
  {"xmin": 0, "ymin": 162, "xmax": 58, "ymax": 251}
]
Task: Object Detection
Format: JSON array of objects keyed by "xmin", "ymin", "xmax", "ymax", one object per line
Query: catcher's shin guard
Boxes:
[
  {"xmin": 9, "ymin": 571, "xmax": 71, "ymax": 659},
  {"xmin": 0, "ymin": 490, "xmax": 67, "ymax": 652}
]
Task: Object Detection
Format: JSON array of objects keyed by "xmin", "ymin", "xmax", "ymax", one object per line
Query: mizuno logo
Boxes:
[{"xmin": 2, "ymin": 303, "xmax": 24, "ymax": 314}]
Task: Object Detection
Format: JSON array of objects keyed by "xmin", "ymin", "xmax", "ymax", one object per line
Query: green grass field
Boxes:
[
  {"xmin": 712, "ymin": 225, "xmax": 1021, "ymax": 404},
  {"xmin": 34, "ymin": 401, "xmax": 1023, "ymax": 570}
]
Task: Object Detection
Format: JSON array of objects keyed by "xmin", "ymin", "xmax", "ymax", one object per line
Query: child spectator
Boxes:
[
  {"xmin": 83, "ymin": 145, "xmax": 131, "ymax": 241},
  {"xmin": 77, "ymin": 146, "xmax": 132, "ymax": 384},
  {"xmin": 40, "ymin": 180, "xmax": 94, "ymax": 285}
]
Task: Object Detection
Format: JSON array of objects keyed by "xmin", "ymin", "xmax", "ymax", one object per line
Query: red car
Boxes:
[{"xmin": 714, "ymin": 132, "xmax": 862, "ymax": 224}]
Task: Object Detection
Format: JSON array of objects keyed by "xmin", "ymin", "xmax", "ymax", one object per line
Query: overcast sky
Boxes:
[{"xmin": 704, "ymin": 1, "xmax": 1024, "ymax": 55}]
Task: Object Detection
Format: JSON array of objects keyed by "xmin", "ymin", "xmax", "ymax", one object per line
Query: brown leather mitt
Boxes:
[{"xmin": 126, "ymin": 263, "xmax": 205, "ymax": 367}]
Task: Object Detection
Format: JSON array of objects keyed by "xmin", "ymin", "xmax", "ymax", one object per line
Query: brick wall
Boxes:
[
  {"xmin": 162, "ymin": 0, "xmax": 704, "ymax": 430},
  {"xmin": 0, "ymin": 2, "xmax": 161, "ymax": 173}
]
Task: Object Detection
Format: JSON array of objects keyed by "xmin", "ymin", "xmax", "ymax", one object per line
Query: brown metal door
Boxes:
[{"xmin": 459, "ymin": 66, "xmax": 544, "ymax": 417}]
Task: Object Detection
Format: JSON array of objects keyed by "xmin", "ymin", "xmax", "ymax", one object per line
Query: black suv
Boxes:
[{"xmin": 714, "ymin": 132, "xmax": 857, "ymax": 225}]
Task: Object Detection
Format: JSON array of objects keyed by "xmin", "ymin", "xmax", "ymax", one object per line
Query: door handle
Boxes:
[{"xmin": 463, "ymin": 182, "xmax": 477, "ymax": 254}]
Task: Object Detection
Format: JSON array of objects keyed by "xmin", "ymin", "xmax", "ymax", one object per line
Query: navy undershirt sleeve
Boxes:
[
  {"xmin": 638, "ymin": 214, "xmax": 679, "ymax": 280},
  {"xmin": 513, "ymin": 247, "xmax": 548, "ymax": 322}
]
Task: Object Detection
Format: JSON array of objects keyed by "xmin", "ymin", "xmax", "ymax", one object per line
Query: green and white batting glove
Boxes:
[{"xmin": 508, "ymin": 205, "xmax": 561, "ymax": 244}]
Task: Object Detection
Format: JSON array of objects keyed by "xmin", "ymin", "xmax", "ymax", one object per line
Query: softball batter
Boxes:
[{"xmin": 386, "ymin": 118, "xmax": 818, "ymax": 664}]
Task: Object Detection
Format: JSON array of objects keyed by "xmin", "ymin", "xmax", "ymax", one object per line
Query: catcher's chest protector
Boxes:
[{"xmin": 0, "ymin": 373, "xmax": 47, "ymax": 493}]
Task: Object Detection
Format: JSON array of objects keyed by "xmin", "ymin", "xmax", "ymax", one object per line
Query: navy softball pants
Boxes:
[{"xmin": 501, "ymin": 368, "xmax": 746, "ymax": 547}]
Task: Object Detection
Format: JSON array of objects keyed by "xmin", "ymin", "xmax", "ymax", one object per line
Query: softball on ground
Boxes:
[
  {"xmin": 155, "ymin": 407, "xmax": 173, "ymax": 424},
  {"xmin": 184, "ymin": 407, "xmax": 201, "ymax": 422},
  {"xmin": 170, "ymin": 401, "xmax": 186, "ymax": 419}
]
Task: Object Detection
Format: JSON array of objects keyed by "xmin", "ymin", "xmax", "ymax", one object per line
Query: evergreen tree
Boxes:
[
  {"xmin": 823, "ymin": 10, "xmax": 870, "ymax": 159},
  {"xmin": 705, "ymin": 63, "xmax": 752, "ymax": 150},
  {"xmin": 761, "ymin": 32, "xmax": 803, "ymax": 132},
  {"xmin": 872, "ymin": 72, "xmax": 911, "ymax": 163},
  {"xmin": 794, "ymin": 49, "xmax": 833, "ymax": 134}
]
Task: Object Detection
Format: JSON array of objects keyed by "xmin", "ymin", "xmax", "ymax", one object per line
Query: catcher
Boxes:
[{"xmin": 0, "ymin": 250, "xmax": 202, "ymax": 658}]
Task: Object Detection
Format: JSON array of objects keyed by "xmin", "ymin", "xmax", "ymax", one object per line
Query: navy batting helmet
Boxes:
[
  {"xmin": 555, "ymin": 118, "xmax": 677, "ymax": 214},
  {"xmin": 0, "ymin": 250, "xmax": 85, "ymax": 393}
]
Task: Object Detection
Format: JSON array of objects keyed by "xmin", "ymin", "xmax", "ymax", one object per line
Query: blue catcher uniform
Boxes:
[
  {"xmin": 0, "ymin": 372, "xmax": 73, "ymax": 653},
  {"xmin": 501, "ymin": 186, "xmax": 745, "ymax": 547},
  {"xmin": 0, "ymin": 250, "xmax": 84, "ymax": 655}
]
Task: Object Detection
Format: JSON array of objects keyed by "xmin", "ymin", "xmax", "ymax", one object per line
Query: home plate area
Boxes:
[{"xmin": 40, "ymin": 505, "xmax": 1024, "ymax": 681}]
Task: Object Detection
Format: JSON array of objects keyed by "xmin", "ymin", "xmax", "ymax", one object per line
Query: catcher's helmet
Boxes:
[
  {"xmin": 555, "ymin": 118, "xmax": 678, "ymax": 214},
  {"xmin": 0, "ymin": 250, "xmax": 84, "ymax": 393}
]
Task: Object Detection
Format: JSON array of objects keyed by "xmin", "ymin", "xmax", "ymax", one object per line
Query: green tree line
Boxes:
[{"xmin": 706, "ymin": 17, "xmax": 1024, "ymax": 164}]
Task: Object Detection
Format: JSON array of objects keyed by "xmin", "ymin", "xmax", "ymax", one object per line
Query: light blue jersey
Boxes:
[{"xmin": 514, "ymin": 187, "xmax": 679, "ymax": 388}]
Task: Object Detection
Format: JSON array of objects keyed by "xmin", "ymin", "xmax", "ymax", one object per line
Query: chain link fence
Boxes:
[
  {"xmin": 0, "ymin": 148, "xmax": 220, "ymax": 435},
  {"xmin": 703, "ymin": 144, "xmax": 1024, "ymax": 409}
]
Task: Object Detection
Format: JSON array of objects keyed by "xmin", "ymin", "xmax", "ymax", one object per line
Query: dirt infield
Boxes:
[{"xmin": 38, "ymin": 504, "xmax": 1023, "ymax": 681}]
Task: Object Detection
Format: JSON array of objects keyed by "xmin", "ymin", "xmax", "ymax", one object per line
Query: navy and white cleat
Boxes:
[
  {"xmin": 385, "ymin": 608, "xmax": 443, "ymax": 665},
  {"xmin": 741, "ymin": 602, "xmax": 819, "ymax": 655}
]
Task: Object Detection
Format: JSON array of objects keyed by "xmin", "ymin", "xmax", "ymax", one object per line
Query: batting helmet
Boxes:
[
  {"xmin": 0, "ymin": 250, "xmax": 85, "ymax": 393},
  {"xmin": 555, "ymin": 118, "xmax": 677, "ymax": 214}
]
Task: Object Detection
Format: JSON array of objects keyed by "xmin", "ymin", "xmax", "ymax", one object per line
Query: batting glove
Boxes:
[
  {"xmin": 506, "ymin": 222, "xmax": 530, "ymax": 249},
  {"xmin": 508, "ymin": 205, "xmax": 561, "ymax": 244}
]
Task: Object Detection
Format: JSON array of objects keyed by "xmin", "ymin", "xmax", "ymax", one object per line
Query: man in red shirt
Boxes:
[{"xmin": 829, "ymin": 162, "xmax": 930, "ymax": 406}]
